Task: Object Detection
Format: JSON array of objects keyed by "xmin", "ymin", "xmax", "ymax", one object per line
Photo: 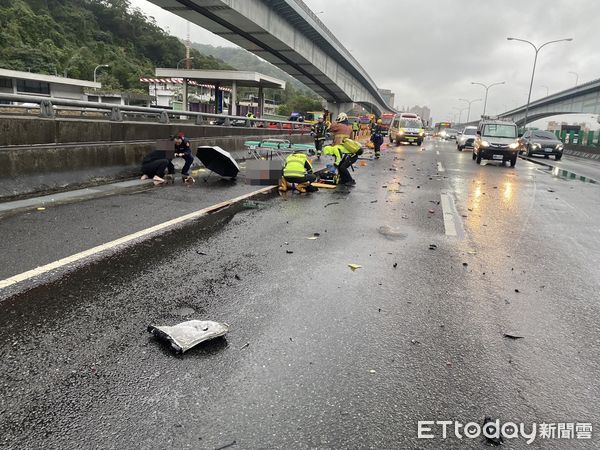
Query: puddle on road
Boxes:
[
  {"xmin": 538, "ymin": 167, "xmax": 598, "ymax": 184},
  {"xmin": 378, "ymin": 225, "xmax": 408, "ymax": 240}
]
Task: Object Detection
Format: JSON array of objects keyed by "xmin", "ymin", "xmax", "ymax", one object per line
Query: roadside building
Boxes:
[{"xmin": 0, "ymin": 68, "xmax": 100, "ymax": 103}]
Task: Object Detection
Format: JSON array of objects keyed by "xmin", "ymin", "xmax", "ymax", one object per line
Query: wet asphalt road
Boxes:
[{"xmin": 1, "ymin": 139, "xmax": 599, "ymax": 449}]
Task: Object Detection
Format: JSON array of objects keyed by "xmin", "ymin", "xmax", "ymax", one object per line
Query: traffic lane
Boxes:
[
  {"xmin": 521, "ymin": 153, "xmax": 600, "ymax": 182},
  {"xmin": 435, "ymin": 139, "xmax": 600, "ymax": 429},
  {"xmin": 0, "ymin": 147, "xmax": 512, "ymax": 449},
  {"xmin": 1, "ymin": 145, "xmax": 598, "ymax": 448},
  {"xmin": 0, "ymin": 171, "xmax": 263, "ymax": 281}
]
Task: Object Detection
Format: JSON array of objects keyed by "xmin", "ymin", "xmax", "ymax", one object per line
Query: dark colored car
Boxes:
[
  {"xmin": 518, "ymin": 130, "xmax": 564, "ymax": 160},
  {"xmin": 472, "ymin": 120, "xmax": 520, "ymax": 167}
]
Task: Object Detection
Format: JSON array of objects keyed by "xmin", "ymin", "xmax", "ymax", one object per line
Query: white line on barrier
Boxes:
[{"xmin": 0, "ymin": 186, "xmax": 275, "ymax": 290}]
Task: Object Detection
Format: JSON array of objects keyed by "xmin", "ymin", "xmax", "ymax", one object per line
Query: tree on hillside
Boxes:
[{"xmin": 0, "ymin": 0, "xmax": 232, "ymax": 91}]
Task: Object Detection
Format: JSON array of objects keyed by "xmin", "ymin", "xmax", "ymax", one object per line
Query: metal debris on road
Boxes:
[
  {"xmin": 324, "ymin": 202, "xmax": 339, "ymax": 208},
  {"xmin": 147, "ymin": 320, "xmax": 229, "ymax": 354},
  {"xmin": 36, "ymin": 207, "xmax": 46, "ymax": 211},
  {"xmin": 348, "ymin": 263, "xmax": 362, "ymax": 271},
  {"xmin": 393, "ymin": 263, "xmax": 398, "ymax": 268},
  {"xmin": 503, "ymin": 333, "xmax": 524, "ymax": 340},
  {"xmin": 306, "ymin": 236, "xmax": 318, "ymax": 240},
  {"xmin": 240, "ymin": 342, "xmax": 250, "ymax": 350},
  {"xmin": 196, "ymin": 251, "xmax": 207, "ymax": 256},
  {"xmin": 286, "ymin": 250, "xmax": 294, "ymax": 254},
  {"xmin": 215, "ymin": 440, "xmax": 237, "ymax": 450},
  {"xmin": 429, "ymin": 244, "xmax": 437, "ymax": 250}
]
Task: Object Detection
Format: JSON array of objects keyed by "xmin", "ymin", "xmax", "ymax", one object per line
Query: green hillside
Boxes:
[
  {"xmin": 192, "ymin": 43, "xmax": 313, "ymax": 93},
  {"xmin": 192, "ymin": 42, "xmax": 323, "ymax": 114},
  {"xmin": 0, "ymin": 0, "xmax": 232, "ymax": 91}
]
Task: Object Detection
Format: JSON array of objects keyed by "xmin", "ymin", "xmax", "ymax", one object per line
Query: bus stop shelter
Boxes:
[{"xmin": 154, "ymin": 69, "xmax": 285, "ymax": 117}]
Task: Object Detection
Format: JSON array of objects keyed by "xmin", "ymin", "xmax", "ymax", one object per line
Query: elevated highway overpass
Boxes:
[
  {"xmin": 458, "ymin": 77, "xmax": 600, "ymax": 128},
  {"xmin": 147, "ymin": 0, "xmax": 396, "ymax": 115}
]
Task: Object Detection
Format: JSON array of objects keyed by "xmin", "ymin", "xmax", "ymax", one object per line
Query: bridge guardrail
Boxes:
[{"xmin": 0, "ymin": 93, "xmax": 313, "ymax": 131}]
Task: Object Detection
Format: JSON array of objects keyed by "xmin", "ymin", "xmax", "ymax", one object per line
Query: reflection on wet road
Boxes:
[{"xmin": 1, "ymin": 139, "xmax": 599, "ymax": 449}]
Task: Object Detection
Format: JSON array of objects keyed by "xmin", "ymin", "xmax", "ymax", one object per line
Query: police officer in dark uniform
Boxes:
[
  {"xmin": 371, "ymin": 118, "xmax": 384, "ymax": 159},
  {"xmin": 173, "ymin": 132, "xmax": 195, "ymax": 181}
]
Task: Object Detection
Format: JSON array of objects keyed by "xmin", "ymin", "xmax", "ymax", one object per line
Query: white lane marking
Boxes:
[
  {"xmin": 437, "ymin": 162, "xmax": 445, "ymax": 172},
  {"xmin": 440, "ymin": 192, "xmax": 464, "ymax": 238},
  {"xmin": 0, "ymin": 186, "xmax": 275, "ymax": 290},
  {"xmin": 436, "ymin": 151, "xmax": 440, "ymax": 155}
]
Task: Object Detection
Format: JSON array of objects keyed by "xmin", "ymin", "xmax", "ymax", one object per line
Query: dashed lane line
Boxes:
[{"xmin": 440, "ymin": 191, "xmax": 465, "ymax": 239}]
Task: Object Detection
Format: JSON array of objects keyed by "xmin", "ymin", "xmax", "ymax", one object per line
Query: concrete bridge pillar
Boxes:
[{"xmin": 326, "ymin": 102, "xmax": 355, "ymax": 120}]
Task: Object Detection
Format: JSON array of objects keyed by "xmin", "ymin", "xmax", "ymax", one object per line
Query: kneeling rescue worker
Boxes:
[
  {"xmin": 279, "ymin": 149, "xmax": 318, "ymax": 193},
  {"xmin": 323, "ymin": 137, "xmax": 363, "ymax": 186}
]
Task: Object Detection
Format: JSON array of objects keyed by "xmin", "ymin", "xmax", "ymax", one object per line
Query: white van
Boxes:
[{"xmin": 389, "ymin": 113, "xmax": 425, "ymax": 146}]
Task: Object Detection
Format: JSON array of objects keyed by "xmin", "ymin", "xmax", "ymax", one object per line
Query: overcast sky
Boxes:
[{"xmin": 130, "ymin": 0, "xmax": 600, "ymax": 127}]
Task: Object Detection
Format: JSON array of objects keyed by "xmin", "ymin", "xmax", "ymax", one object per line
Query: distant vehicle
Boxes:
[
  {"xmin": 472, "ymin": 119, "xmax": 520, "ymax": 166},
  {"xmin": 456, "ymin": 126, "xmax": 478, "ymax": 150},
  {"xmin": 304, "ymin": 111, "xmax": 323, "ymax": 124},
  {"xmin": 440, "ymin": 128, "xmax": 458, "ymax": 140},
  {"xmin": 389, "ymin": 113, "xmax": 425, "ymax": 146},
  {"xmin": 380, "ymin": 112, "xmax": 395, "ymax": 135},
  {"xmin": 518, "ymin": 130, "xmax": 564, "ymax": 160},
  {"xmin": 434, "ymin": 122, "xmax": 452, "ymax": 136}
]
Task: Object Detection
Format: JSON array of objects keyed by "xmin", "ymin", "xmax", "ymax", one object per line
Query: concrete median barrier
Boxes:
[{"xmin": 0, "ymin": 116, "xmax": 311, "ymax": 200}]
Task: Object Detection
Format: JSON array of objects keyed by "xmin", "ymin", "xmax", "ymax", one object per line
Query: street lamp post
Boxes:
[
  {"xmin": 453, "ymin": 106, "xmax": 467, "ymax": 125},
  {"xmin": 470, "ymin": 81, "xmax": 505, "ymax": 117},
  {"xmin": 458, "ymin": 98, "xmax": 482, "ymax": 123},
  {"xmin": 177, "ymin": 57, "xmax": 195, "ymax": 69},
  {"xmin": 568, "ymin": 71, "xmax": 579, "ymax": 86},
  {"xmin": 507, "ymin": 37, "xmax": 572, "ymax": 129},
  {"xmin": 93, "ymin": 64, "xmax": 109, "ymax": 85},
  {"xmin": 540, "ymin": 85, "xmax": 550, "ymax": 97}
]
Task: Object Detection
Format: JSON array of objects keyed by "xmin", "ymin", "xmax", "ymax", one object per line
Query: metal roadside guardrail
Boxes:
[{"xmin": 0, "ymin": 93, "xmax": 313, "ymax": 131}]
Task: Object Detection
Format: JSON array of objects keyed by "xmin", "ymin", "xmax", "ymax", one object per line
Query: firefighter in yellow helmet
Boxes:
[{"xmin": 279, "ymin": 150, "xmax": 318, "ymax": 193}]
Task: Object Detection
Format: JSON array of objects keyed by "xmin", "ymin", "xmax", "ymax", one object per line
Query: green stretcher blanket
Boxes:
[{"xmin": 244, "ymin": 139, "xmax": 315, "ymax": 151}]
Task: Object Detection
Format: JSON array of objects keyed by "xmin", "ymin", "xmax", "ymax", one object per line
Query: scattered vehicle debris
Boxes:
[
  {"xmin": 147, "ymin": 320, "xmax": 229, "ymax": 354},
  {"xmin": 503, "ymin": 333, "xmax": 524, "ymax": 340},
  {"xmin": 348, "ymin": 263, "xmax": 362, "ymax": 271}
]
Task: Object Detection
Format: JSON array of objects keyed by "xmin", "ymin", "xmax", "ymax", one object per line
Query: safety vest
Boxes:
[
  {"xmin": 323, "ymin": 145, "xmax": 343, "ymax": 166},
  {"xmin": 283, "ymin": 152, "xmax": 310, "ymax": 178},
  {"xmin": 352, "ymin": 122, "xmax": 359, "ymax": 131}
]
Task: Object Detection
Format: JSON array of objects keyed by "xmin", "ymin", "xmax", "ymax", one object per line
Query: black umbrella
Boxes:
[{"xmin": 196, "ymin": 146, "xmax": 240, "ymax": 180}]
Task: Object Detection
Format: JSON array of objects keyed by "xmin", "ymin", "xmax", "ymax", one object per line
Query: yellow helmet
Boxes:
[{"xmin": 377, "ymin": 119, "xmax": 382, "ymax": 124}]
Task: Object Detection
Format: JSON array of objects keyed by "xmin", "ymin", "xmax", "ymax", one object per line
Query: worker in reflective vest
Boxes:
[
  {"xmin": 323, "ymin": 142, "xmax": 359, "ymax": 186},
  {"xmin": 280, "ymin": 150, "xmax": 318, "ymax": 193},
  {"xmin": 351, "ymin": 120, "xmax": 360, "ymax": 139}
]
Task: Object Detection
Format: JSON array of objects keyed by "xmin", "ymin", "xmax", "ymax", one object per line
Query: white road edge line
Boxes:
[
  {"xmin": 440, "ymin": 192, "xmax": 464, "ymax": 238},
  {"xmin": 0, "ymin": 185, "xmax": 276, "ymax": 290},
  {"xmin": 437, "ymin": 162, "xmax": 445, "ymax": 172}
]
